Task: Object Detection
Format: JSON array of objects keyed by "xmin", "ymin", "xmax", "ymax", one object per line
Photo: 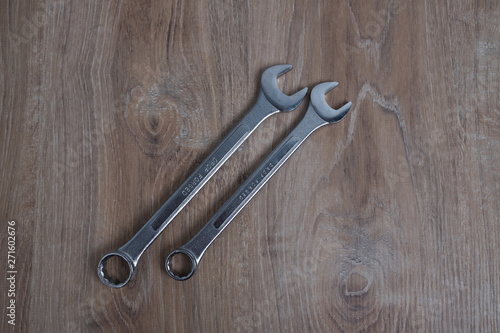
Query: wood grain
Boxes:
[{"xmin": 1, "ymin": 0, "xmax": 499, "ymax": 331}]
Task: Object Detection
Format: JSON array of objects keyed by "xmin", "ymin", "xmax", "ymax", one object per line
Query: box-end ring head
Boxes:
[
  {"xmin": 97, "ymin": 252, "xmax": 136, "ymax": 288},
  {"xmin": 165, "ymin": 249, "xmax": 198, "ymax": 281}
]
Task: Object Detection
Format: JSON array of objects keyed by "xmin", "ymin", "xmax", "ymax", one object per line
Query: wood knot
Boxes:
[
  {"xmin": 125, "ymin": 86, "xmax": 180, "ymax": 156},
  {"xmin": 310, "ymin": 210, "xmax": 398, "ymax": 331},
  {"xmin": 316, "ymin": 261, "xmax": 385, "ymax": 332},
  {"xmin": 344, "ymin": 270, "xmax": 371, "ymax": 297}
]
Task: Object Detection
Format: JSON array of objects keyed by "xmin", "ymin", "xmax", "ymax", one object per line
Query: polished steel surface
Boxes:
[
  {"xmin": 165, "ymin": 82, "xmax": 352, "ymax": 281},
  {"xmin": 98, "ymin": 65, "xmax": 308, "ymax": 288}
]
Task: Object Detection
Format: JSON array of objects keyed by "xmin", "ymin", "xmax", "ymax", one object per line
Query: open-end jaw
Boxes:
[
  {"xmin": 310, "ymin": 82, "xmax": 352, "ymax": 123},
  {"xmin": 165, "ymin": 81, "xmax": 352, "ymax": 281},
  {"xmin": 261, "ymin": 64, "xmax": 308, "ymax": 112},
  {"xmin": 97, "ymin": 64, "xmax": 307, "ymax": 288}
]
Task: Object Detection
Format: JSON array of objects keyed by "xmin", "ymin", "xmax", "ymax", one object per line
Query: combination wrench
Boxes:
[
  {"xmin": 98, "ymin": 65, "xmax": 307, "ymax": 288},
  {"xmin": 165, "ymin": 82, "xmax": 352, "ymax": 280}
]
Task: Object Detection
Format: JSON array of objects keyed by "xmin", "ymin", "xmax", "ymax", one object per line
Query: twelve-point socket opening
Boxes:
[
  {"xmin": 97, "ymin": 253, "xmax": 133, "ymax": 288},
  {"xmin": 166, "ymin": 250, "xmax": 196, "ymax": 281}
]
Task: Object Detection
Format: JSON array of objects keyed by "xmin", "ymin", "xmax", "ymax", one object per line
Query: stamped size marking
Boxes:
[
  {"xmin": 181, "ymin": 173, "xmax": 204, "ymax": 196},
  {"xmin": 181, "ymin": 157, "xmax": 218, "ymax": 196},
  {"xmin": 238, "ymin": 162, "xmax": 273, "ymax": 202},
  {"xmin": 204, "ymin": 157, "xmax": 218, "ymax": 174},
  {"xmin": 151, "ymin": 126, "xmax": 251, "ymax": 231},
  {"xmin": 213, "ymin": 136, "xmax": 299, "ymax": 229}
]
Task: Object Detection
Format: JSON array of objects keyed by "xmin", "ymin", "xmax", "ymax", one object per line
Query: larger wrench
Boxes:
[
  {"xmin": 165, "ymin": 82, "xmax": 352, "ymax": 280},
  {"xmin": 98, "ymin": 65, "xmax": 307, "ymax": 288}
]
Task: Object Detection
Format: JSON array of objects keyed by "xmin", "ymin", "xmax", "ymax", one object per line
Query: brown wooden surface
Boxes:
[{"xmin": 1, "ymin": 0, "xmax": 500, "ymax": 332}]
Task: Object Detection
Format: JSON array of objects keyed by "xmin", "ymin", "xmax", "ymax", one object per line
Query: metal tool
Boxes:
[
  {"xmin": 165, "ymin": 82, "xmax": 352, "ymax": 281},
  {"xmin": 98, "ymin": 65, "xmax": 307, "ymax": 288}
]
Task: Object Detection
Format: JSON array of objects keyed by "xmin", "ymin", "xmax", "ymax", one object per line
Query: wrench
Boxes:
[
  {"xmin": 98, "ymin": 65, "xmax": 307, "ymax": 288},
  {"xmin": 165, "ymin": 82, "xmax": 352, "ymax": 280}
]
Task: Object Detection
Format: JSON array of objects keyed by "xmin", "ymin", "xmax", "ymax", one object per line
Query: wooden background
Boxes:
[{"xmin": 1, "ymin": 0, "xmax": 499, "ymax": 331}]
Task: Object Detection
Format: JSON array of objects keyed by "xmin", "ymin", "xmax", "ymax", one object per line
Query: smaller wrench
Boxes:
[
  {"xmin": 165, "ymin": 82, "xmax": 352, "ymax": 280},
  {"xmin": 98, "ymin": 64, "xmax": 307, "ymax": 288}
]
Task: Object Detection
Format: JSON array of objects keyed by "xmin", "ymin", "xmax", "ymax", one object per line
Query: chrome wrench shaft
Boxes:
[
  {"xmin": 98, "ymin": 65, "xmax": 307, "ymax": 288},
  {"xmin": 166, "ymin": 82, "xmax": 352, "ymax": 280}
]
